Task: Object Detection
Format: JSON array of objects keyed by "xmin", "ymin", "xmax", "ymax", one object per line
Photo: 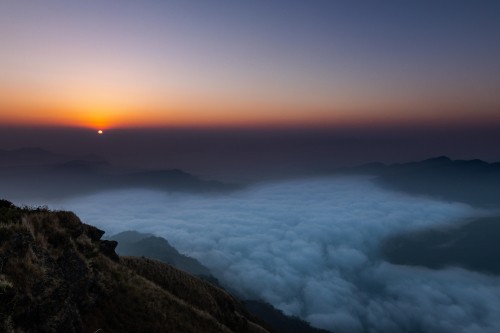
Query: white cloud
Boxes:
[{"xmin": 44, "ymin": 176, "xmax": 500, "ymax": 333}]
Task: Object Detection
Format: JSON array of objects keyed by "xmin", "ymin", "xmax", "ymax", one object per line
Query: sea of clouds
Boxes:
[{"xmin": 45, "ymin": 176, "xmax": 500, "ymax": 333}]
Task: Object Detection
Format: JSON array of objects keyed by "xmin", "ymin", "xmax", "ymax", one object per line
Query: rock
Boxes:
[{"xmin": 99, "ymin": 240, "xmax": 119, "ymax": 261}]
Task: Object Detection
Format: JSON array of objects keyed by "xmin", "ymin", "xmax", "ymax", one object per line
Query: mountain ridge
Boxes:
[
  {"xmin": 336, "ymin": 156, "xmax": 500, "ymax": 206},
  {"xmin": 0, "ymin": 147, "xmax": 237, "ymax": 199},
  {"xmin": 110, "ymin": 230, "xmax": 333, "ymax": 333},
  {"xmin": 0, "ymin": 200, "xmax": 271, "ymax": 333}
]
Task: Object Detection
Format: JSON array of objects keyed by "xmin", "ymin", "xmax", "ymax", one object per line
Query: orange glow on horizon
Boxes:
[
  {"xmin": 1, "ymin": 87, "xmax": 500, "ymax": 130},
  {"xmin": 2, "ymin": 103, "xmax": 500, "ymax": 131}
]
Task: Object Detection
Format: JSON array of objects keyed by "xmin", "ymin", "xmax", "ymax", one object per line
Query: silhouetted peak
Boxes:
[
  {"xmin": 0, "ymin": 199, "xmax": 15, "ymax": 209},
  {"xmin": 80, "ymin": 153, "xmax": 109, "ymax": 164},
  {"xmin": 454, "ymin": 158, "xmax": 489, "ymax": 167},
  {"xmin": 163, "ymin": 168, "xmax": 191, "ymax": 176},
  {"xmin": 0, "ymin": 147, "xmax": 57, "ymax": 157},
  {"xmin": 421, "ymin": 156, "xmax": 451, "ymax": 164},
  {"xmin": 50, "ymin": 160, "xmax": 100, "ymax": 174},
  {"xmin": 0, "ymin": 147, "xmax": 67, "ymax": 167},
  {"xmin": 111, "ymin": 230, "xmax": 153, "ymax": 243}
]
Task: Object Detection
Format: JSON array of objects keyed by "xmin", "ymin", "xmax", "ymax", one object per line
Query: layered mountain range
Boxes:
[
  {"xmin": 337, "ymin": 155, "xmax": 500, "ymax": 207},
  {"xmin": 337, "ymin": 156, "xmax": 500, "ymax": 274},
  {"xmin": 0, "ymin": 147, "xmax": 235, "ymax": 200}
]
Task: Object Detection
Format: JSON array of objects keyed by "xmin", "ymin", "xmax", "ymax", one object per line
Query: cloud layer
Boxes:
[{"xmin": 45, "ymin": 177, "xmax": 500, "ymax": 333}]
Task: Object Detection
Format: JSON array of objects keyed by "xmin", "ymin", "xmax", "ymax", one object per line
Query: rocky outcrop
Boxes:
[{"xmin": 0, "ymin": 200, "xmax": 270, "ymax": 333}]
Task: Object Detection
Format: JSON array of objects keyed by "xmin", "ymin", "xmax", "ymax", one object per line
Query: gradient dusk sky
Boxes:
[{"xmin": 1, "ymin": 0, "xmax": 500, "ymax": 129}]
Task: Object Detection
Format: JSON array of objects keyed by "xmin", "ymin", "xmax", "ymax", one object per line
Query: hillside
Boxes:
[
  {"xmin": 110, "ymin": 231, "xmax": 333, "ymax": 333},
  {"xmin": 0, "ymin": 200, "xmax": 270, "ymax": 333},
  {"xmin": 382, "ymin": 215, "xmax": 500, "ymax": 275},
  {"xmin": 336, "ymin": 157, "xmax": 500, "ymax": 275},
  {"xmin": 111, "ymin": 230, "xmax": 215, "ymax": 280},
  {"xmin": 337, "ymin": 156, "xmax": 500, "ymax": 207},
  {"xmin": 0, "ymin": 147, "xmax": 236, "ymax": 200}
]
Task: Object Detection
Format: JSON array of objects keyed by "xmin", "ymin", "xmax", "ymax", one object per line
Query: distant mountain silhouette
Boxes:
[
  {"xmin": 337, "ymin": 156, "xmax": 500, "ymax": 207},
  {"xmin": 0, "ymin": 147, "xmax": 236, "ymax": 199},
  {"xmin": 338, "ymin": 157, "xmax": 500, "ymax": 274},
  {"xmin": 52, "ymin": 158, "xmax": 110, "ymax": 171},
  {"xmin": 0, "ymin": 147, "xmax": 66, "ymax": 166},
  {"xmin": 382, "ymin": 215, "xmax": 500, "ymax": 275},
  {"xmin": 120, "ymin": 169, "xmax": 231, "ymax": 192},
  {"xmin": 110, "ymin": 230, "xmax": 213, "ymax": 279}
]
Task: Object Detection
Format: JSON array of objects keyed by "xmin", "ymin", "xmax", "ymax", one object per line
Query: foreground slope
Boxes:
[{"xmin": 0, "ymin": 200, "xmax": 269, "ymax": 333}]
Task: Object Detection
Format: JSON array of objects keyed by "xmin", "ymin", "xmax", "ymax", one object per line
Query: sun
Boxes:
[{"xmin": 97, "ymin": 130, "xmax": 103, "ymax": 135}]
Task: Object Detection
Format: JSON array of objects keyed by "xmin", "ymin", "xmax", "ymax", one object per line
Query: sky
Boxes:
[{"xmin": 1, "ymin": 0, "xmax": 500, "ymax": 130}]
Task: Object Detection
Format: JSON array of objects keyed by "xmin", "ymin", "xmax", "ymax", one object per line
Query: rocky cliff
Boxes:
[{"xmin": 0, "ymin": 199, "xmax": 270, "ymax": 333}]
